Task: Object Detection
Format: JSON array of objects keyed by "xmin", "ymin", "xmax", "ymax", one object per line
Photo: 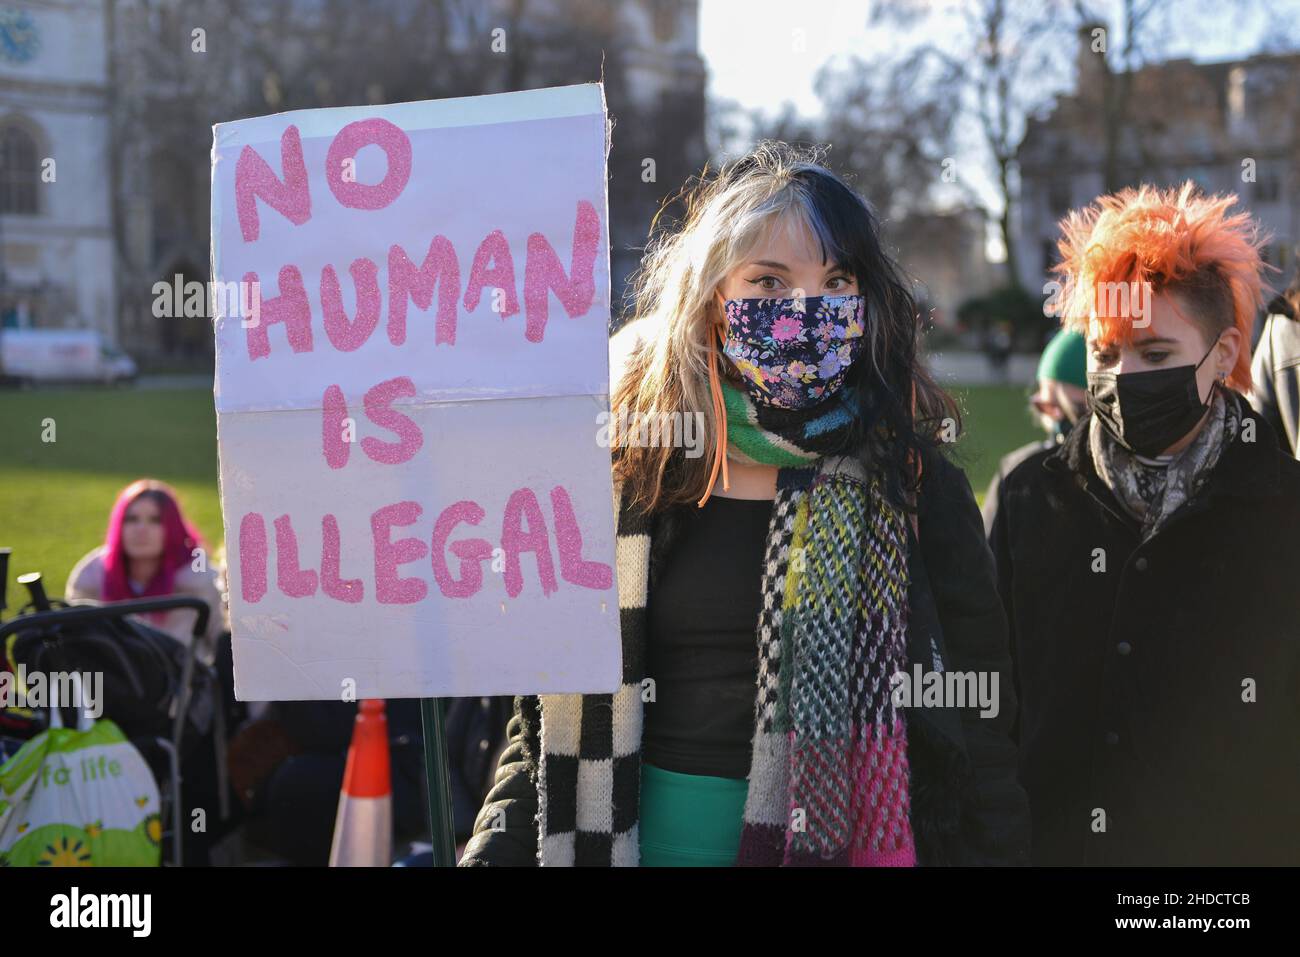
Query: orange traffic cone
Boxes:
[{"xmin": 329, "ymin": 699, "xmax": 393, "ymax": 867}]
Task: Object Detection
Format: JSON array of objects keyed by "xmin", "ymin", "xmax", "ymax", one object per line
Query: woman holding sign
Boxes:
[{"xmin": 460, "ymin": 142, "xmax": 1029, "ymax": 867}]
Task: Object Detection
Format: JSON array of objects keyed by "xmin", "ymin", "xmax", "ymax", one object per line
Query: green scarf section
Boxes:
[{"xmin": 720, "ymin": 379, "xmax": 826, "ymax": 467}]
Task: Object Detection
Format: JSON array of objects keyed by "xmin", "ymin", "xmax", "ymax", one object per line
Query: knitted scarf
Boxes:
[
  {"xmin": 1089, "ymin": 387, "xmax": 1240, "ymax": 541},
  {"xmin": 536, "ymin": 380, "xmax": 917, "ymax": 866}
]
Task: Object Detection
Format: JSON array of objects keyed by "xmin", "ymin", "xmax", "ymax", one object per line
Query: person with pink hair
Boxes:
[{"xmin": 65, "ymin": 479, "xmax": 227, "ymax": 663}]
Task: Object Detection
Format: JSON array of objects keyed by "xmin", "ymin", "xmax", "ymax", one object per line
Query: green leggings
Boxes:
[{"xmin": 638, "ymin": 760, "xmax": 748, "ymax": 867}]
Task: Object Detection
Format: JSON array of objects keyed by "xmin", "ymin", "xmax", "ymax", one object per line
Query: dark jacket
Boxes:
[
  {"xmin": 989, "ymin": 398, "xmax": 1300, "ymax": 865},
  {"xmin": 459, "ymin": 448, "xmax": 1032, "ymax": 866},
  {"xmin": 1250, "ymin": 305, "xmax": 1300, "ymax": 458},
  {"xmin": 444, "ymin": 696, "xmax": 515, "ymax": 840},
  {"xmin": 981, "ymin": 436, "xmax": 1059, "ymax": 537}
]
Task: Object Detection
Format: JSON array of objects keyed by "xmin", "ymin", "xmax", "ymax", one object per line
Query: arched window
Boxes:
[{"xmin": 0, "ymin": 124, "xmax": 39, "ymax": 214}]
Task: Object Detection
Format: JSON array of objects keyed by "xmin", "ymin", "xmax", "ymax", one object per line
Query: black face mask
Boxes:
[{"xmin": 1085, "ymin": 335, "xmax": 1221, "ymax": 457}]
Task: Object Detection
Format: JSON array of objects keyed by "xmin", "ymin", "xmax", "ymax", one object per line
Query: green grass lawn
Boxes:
[
  {"xmin": 947, "ymin": 383, "xmax": 1044, "ymax": 500},
  {"xmin": 0, "ymin": 382, "xmax": 1041, "ymax": 598},
  {"xmin": 0, "ymin": 387, "xmax": 224, "ymax": 599}
]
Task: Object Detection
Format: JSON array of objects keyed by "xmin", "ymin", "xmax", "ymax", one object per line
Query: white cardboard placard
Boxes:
[{"xmin": 210, "ymin": 84, "xmax": 620, "ymax": 701}]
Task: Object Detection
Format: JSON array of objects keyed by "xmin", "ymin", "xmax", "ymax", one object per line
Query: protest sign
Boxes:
[{"xmin": 210, "ymin": 84, "xmax": 620, "ymax": 701}]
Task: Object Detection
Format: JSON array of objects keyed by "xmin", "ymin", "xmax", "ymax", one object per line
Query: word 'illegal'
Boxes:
[{"xmin": 237, "ymin": 485, "xmax": 612, "ymax": 604}]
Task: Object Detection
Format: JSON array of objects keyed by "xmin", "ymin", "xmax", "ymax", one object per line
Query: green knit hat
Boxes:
[{"xmin": 1036, "ymin": 329, "xmax": 1087, "ymax": 388}]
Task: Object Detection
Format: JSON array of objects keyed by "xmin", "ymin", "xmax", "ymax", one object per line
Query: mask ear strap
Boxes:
[
  {"xmin": 698, "ymin": 323, "xmax": 731, "ymax": 508},
  {"xmin": 1197, "ymin": 331, "xmax": 1223, "ymax": 370},
  {"xmin": 900, "ymin": 377, "xmax": 923, "ymax": 540},
  {"xmin": 910, "ymin": 378, "xmax": 923, "ymax": 485},
  {"xmin": 1197, "ymin": 331, "xmax": 1230, "ymax": 397}
]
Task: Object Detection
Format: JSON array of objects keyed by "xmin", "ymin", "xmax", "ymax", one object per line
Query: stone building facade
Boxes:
[
  {"xmin": 1017, "ymin": 32, "xmax": 1300, "ymax": 301},
  {"xmin": 0, "ymin": 0, "xmax": 706, "ymax": 364}
]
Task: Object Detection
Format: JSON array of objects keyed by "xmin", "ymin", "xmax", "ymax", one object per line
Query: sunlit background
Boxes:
[{"xmin": 2, "ymin": 0, "xmax": 1298, "ymax": 583}]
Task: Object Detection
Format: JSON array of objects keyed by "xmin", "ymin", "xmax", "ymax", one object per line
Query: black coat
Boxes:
[
  {"xmin": 459, "ymin": 448, "xmax": 1032, "ymax": 866},
  {"xmin": 989, "ymin": 398, "xmax": 1300, "ymax": 865},
  {"xmin": 981, "ymin": 436, "xmax": 1058, "ymax": 537}
]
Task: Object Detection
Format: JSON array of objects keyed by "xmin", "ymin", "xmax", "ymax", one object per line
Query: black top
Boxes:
[{"xmin": 643, "ymin": 495, "xmax": 772, "ymax": 779}]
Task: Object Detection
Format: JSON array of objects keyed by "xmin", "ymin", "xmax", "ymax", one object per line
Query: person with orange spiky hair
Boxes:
[{"xmin": 988, "ymin": 181, "xmax": 1300, "ymax": 866}]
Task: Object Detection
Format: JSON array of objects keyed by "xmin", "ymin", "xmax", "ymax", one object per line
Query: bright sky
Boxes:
[
  {"xmin": 699, "ymin": 0, "xmax": 904, "ymax": 117},
  {"xmin": 697, "ymin": 0, "xmax": 1296, "ymax": 258},
  {"xmin": 699, "ymin": 0, "xmax": 1292, "ymax": 123}
]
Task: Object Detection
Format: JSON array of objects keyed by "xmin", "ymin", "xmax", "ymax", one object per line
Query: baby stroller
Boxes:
[{"xmin": 0, "ymin": 551, "xmax": 231, "ymax": 866}]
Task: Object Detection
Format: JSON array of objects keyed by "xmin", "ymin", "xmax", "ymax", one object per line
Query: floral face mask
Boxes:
[{"xmin": 720, "ymin": 293, "xmax": 866, "ymax": 409}]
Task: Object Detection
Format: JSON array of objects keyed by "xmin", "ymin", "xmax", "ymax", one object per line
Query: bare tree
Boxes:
[
  {"xmin": 1060, "ymin": 0, "xmax": 1193, "ymax": 192},
  {"xmin": 735, "ymin": 52, "xmax": 962, "ymax": 222},
  {"xmin": 105, "ymin": 0, "xmax": 681, "ymax": 356},
  {"xmin": 1056, "ymin": 0, "xmax": 1286, "ymax": 192},
  {"xmin": 873, "ymin": 0, "xmax": 1060, "ymax": 294}
]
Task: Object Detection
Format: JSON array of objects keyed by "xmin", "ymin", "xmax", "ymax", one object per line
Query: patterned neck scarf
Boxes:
[
  {"xmin": 720, "ymin": 376, "xmax": 859, "ymax": 465},
  {"xmin": 536, "ymin": 381, "xmax": 916, "ymax": 865},
  {"xmin": 1089, "ymin": 387, "xmax": 1240, "ymax": 541}
]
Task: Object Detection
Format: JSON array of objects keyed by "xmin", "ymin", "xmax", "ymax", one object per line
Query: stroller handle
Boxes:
[
  {"xmin": 0, "ymin": 595, "xmax": 211, "ymax": 642},
  {"xmin": 0, "ymin": 593, "xmax": 218, "ymax": 868}
]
